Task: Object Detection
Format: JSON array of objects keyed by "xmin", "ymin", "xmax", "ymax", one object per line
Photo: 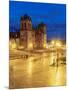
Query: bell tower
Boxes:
[
  {"xmin": 35, "ymin": 23, "xmax": 47, "ymax": 49},
  {"xmin": 20, "ymin": 15, "xmax": 34, "ymax": 49}
]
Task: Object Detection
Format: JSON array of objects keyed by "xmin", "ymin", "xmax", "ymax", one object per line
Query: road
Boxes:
[{"xmin": 9, "ymin": 49, "xmax": 66, "ymax": 89}]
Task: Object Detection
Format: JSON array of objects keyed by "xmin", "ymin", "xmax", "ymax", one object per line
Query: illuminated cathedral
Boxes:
[{"xmin": 20, "ymin": 15, "xmax": 47, "ymax": 49}]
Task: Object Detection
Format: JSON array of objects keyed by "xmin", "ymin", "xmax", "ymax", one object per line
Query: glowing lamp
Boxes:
[
  {"xmin": 43, "ymin": 44, "xmax": 46, "ymax": 48},
  {"xmin": 11, "ymin": 43, "xmax": 17, "ymax": 49},
  {"xmin": 28, "ymin": 43, "xmax": 33, "ymax": 49}
]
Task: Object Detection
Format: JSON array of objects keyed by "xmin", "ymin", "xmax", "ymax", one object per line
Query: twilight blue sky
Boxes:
[{"xmin": 9, "ymin": 1, "xmax": 66, "ymax": 40}]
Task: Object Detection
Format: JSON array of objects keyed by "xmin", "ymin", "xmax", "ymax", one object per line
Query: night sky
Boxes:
[{"xmin": 9, "ymin": 1, "xmax": 66, "ymax": 40}]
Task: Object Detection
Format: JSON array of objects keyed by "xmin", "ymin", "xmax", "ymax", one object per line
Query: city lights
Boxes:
[
  {"xmin": 28, "ymin": 43, "xmax": 33, "ymax": 49},
  {"xmin": 12, "ymin": 43, "xmax": 17, "ymax": 49},
  {"xmin": 43, "ymin": 44, "xmax": 46, "ymax": 48},
  {"xmin": 55, "ymin": 40, "xmax": 62, "ymax": 48},
  {"xmin": 18, "ymin": 46, "xmax": 24, "ymax": 49},
  {"xmin": 51, "ymin": 40, "xmax": 55, "ymax": 46},
  {"xmin": 50, "ymin": 39, "xmax": 62, "ymax": 48},
  {"xmin": 9, "ymin": 40, "xmax": 17, "ymax": 49}
]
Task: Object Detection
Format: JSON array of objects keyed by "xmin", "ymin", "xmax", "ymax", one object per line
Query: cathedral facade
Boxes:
[{"xmin": 20, "ymin": 15, "xmax": 47, "ymax": 49}]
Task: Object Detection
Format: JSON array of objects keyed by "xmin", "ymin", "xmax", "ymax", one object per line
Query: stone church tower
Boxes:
[
  {"xmin": 20, "ymin": 15, "xmax": 35, "ymax": 49},
  {"xmin": 35, "ymin": 23, "xmax": 47, "ymax": 49}
]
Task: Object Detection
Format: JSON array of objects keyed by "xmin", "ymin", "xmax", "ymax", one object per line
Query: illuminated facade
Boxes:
[
  {"xmin": 20, "ymin": 15, "xmax": 35, "ymax": 49},
  {"xmin": 20, "ymin": 15, "xmax": 47, "ymax": 49},
  {"xmin": 35, "ymin": 23, "xmax": 47, "ymax": 49}
]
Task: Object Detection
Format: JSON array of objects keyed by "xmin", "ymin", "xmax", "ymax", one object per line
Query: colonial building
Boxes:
[
  {"xmin": 20, "ymin": 14, "xmax": 47, "ymax": 49},
  {"xmin": 20, "ymin": 15, "xmax": 35, "ymax": 49},
  {"xmin": 35, "ymin": 23, "xmax": 47, "ymax": 49}
]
